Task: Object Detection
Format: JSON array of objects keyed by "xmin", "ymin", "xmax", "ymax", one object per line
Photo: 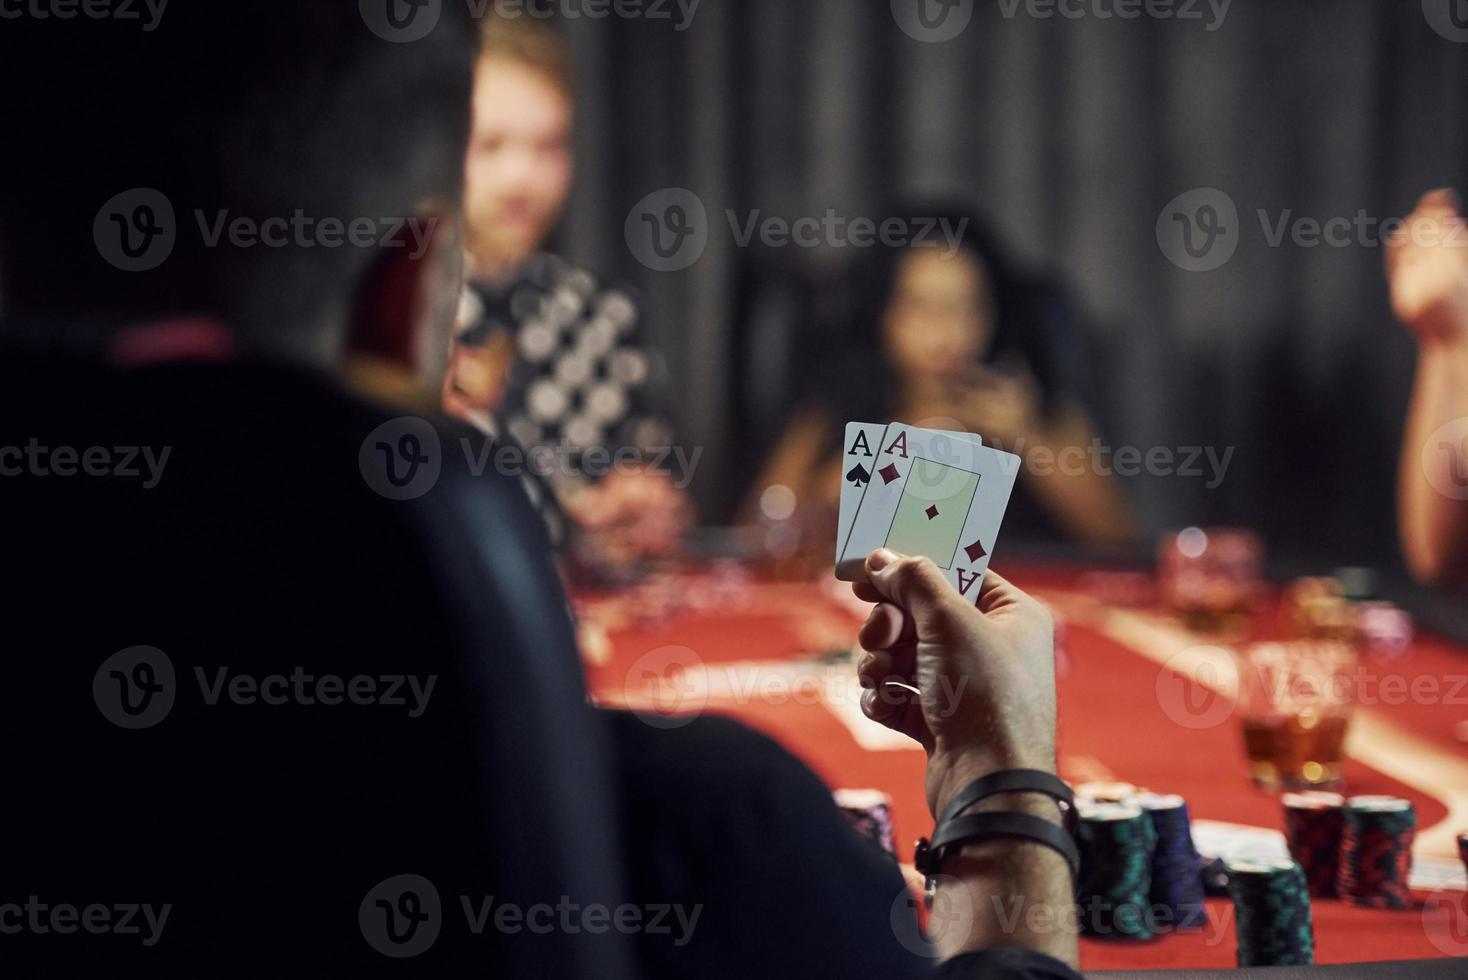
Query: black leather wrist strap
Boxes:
[
  {"xmin": 936, "ymin": 768, "xmax": 1076, "ymax": 829},
  {"xmin": 914, "ymin": 769, "xmax": 1079, "ymax": 879},
  {"xmin": 915, "ymin": 811, "xmax": 1081, "ymax": 879}
]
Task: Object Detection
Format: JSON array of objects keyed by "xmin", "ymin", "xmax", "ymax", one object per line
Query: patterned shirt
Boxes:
[{"xmin": 457, "ymin": 252, "xmax": 673, "ymax": 499}]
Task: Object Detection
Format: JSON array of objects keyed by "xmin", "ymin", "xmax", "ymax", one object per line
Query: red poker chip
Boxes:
[{"xmin": 1281, "ymin": 792, "xmax": 1345, "ymax": 898}]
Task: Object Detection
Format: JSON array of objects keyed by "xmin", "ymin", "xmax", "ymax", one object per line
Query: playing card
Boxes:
[
  {"xmin": 836, "ymin": 423, "xmax": 982, "ymax": 566},
  {"xmin": 836, "ymin": 422, "xmax": 1018, "ymax": 603},
  {"xmin": 837, "ymin": 422, "xmax": 887, "ymax": 564}
]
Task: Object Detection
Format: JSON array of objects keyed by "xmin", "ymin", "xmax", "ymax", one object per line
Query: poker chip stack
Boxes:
[
  {"xmin": 1338, "ymin": 796, "xmax": 1416, "ymax": 909},
  {"xmin": 1281, "ymin": 791, "xmax": 1346, "ymax": 897},
  {"xmin": 1226, "ymin": 859, "xmax": 1314, "ymax": 967},
  {"xmin": 1135, "ymin": 793, "xmax": 1205, "ymax": 928},
  {"xmin": 1075, "ymin": 782, "xmax": 1139, "ymax": 805},
  {"xmin": 833, "ymin": 789, "xmax": 897, "ymax": 861},
  {"xmin": 1075, "ymin": 801, "xmax": 1158, "ymax": 940}
]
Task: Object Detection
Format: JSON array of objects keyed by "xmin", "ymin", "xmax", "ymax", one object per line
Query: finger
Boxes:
[
  {"xmin": 856, "ymin": 648, "xmax": 892, "ymax": 689},
  {"xmin": 974, "ymin": 566, "xmax": 1017, "ymax": 602},
  {"xmin": 851, "ymin": 580, "xmax": 883, "ymax": 604},
  {"xmin": 865, "ymin": 550, "xmax": 958, "ymax": 617},
  {"xmin": 858, "ymin": 602, "xmax": 915, "ymax": 651},
  {"xmin": 972, "ymin": 566, "xmax": 1038, "ymax": 613},
  {"xmin": 861, "ymin": 683, "xmax": 913, "ymax": 728}
]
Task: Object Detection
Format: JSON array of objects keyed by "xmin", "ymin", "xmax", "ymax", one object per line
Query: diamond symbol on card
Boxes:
[
  {"xmin": 879, "ymin": 463, "xmax": 901, "ymax": 485},
  {"xmin": 963, "ymin": 539, "xmax": 987, "ymax": 562},
  {"xmin": 925, "ymin": 505, "xmax": 939, "ymax": 520}
]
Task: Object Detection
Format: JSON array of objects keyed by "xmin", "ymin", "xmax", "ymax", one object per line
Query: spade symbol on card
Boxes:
[
  {"xmin": 879, "ymin": 462, "xmax": 902, "ymax": 485},
  {"xmin": 963, "ymin": 539, "xmax": 987, "ymax": 562},
  {"xmin": 845, "ymin": 463, "xmax": 872, "ymax": 489}
]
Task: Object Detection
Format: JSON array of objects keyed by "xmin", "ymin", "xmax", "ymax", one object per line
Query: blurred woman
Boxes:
[{"xmin": 749, "ymin": 208, "xmax": 1134, "ymax": 551}]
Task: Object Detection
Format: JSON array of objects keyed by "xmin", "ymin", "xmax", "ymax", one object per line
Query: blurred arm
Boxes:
[
  {"xmin": 1399, "ymin": 339, "xmax": 1468, "ymax": 584},
  {"xmin": 1020, "ymin": 401, "xmax": 1137, "ymax": 549},
  {"xmin": 1387, "ymin": 189, "xmax": 1468, "ymax": 585},
  {"xmin": 739, "ymin": 405, "xmax": 831, "ymax": 522}
]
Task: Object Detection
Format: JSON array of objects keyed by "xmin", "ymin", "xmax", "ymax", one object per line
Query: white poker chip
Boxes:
[
  {"xmin": 527, "ymin": 380, "xmax": 570, "ymax": 423},
  {"xmin": 518, "ymin": 321, "xmax": 558, "ymax": 362},
  {"xmin": 609, "ymin": 348, "xmax": 648, "ymax": 385},
  {"xmin": 563, "ymin": 415, "xmax": 602, "ymax": 450},
  {"xmin": 554, "ymin": 352, "xmax": 594, "ymax": 388},
  {"xmin": 585, "ymin": 382, "xmax": 628, "ymax": 423}
]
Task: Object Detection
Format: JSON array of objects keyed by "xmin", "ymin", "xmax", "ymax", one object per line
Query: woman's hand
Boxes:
[{"xmin": 1387, "ymin": 188, "xmax": 1468, "ymax": 346}]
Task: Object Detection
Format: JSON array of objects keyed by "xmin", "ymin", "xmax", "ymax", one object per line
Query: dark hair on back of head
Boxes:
[{"xmin": 0, "ymin": 4, "xmax": 477, "ymax": 357}]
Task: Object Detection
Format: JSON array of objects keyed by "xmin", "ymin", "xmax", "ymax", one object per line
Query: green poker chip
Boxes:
[
  {"xmin": 1226, "ymin": 859, "xmax": 1314, "ymax": 967},
  {"xmin": 1075, "ymin": 802, "xmax": 1158, "ymax": 940}
]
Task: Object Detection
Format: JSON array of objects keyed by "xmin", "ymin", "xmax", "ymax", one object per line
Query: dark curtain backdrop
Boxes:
[{"xmin": 556, "ymin": 0, "xmax": 1468, "ymax": 566}]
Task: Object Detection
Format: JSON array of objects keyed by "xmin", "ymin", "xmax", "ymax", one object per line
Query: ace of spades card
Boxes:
[
  {"xmin": 835, "ymin": 422, "xmax": 1019, "ymax": 602},
  {"xmin": 836, "ymin": 422, "xmax": 886, "ymax": 564}
]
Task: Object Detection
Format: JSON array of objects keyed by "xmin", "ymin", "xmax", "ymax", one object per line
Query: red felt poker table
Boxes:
[{"xmin": 577, "ymin": 561, "xmax": 1468, "ymax": 974}]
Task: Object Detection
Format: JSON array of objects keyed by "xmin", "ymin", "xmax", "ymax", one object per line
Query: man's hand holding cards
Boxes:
[{"xmin": 834, "ymin": 421, "xmax": 1020, "ymax": 603}]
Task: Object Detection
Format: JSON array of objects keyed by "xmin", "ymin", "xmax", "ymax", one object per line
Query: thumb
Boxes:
[{"xmin": 864, "ymin": 549, "xmax": 959, "ymax": 626}]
